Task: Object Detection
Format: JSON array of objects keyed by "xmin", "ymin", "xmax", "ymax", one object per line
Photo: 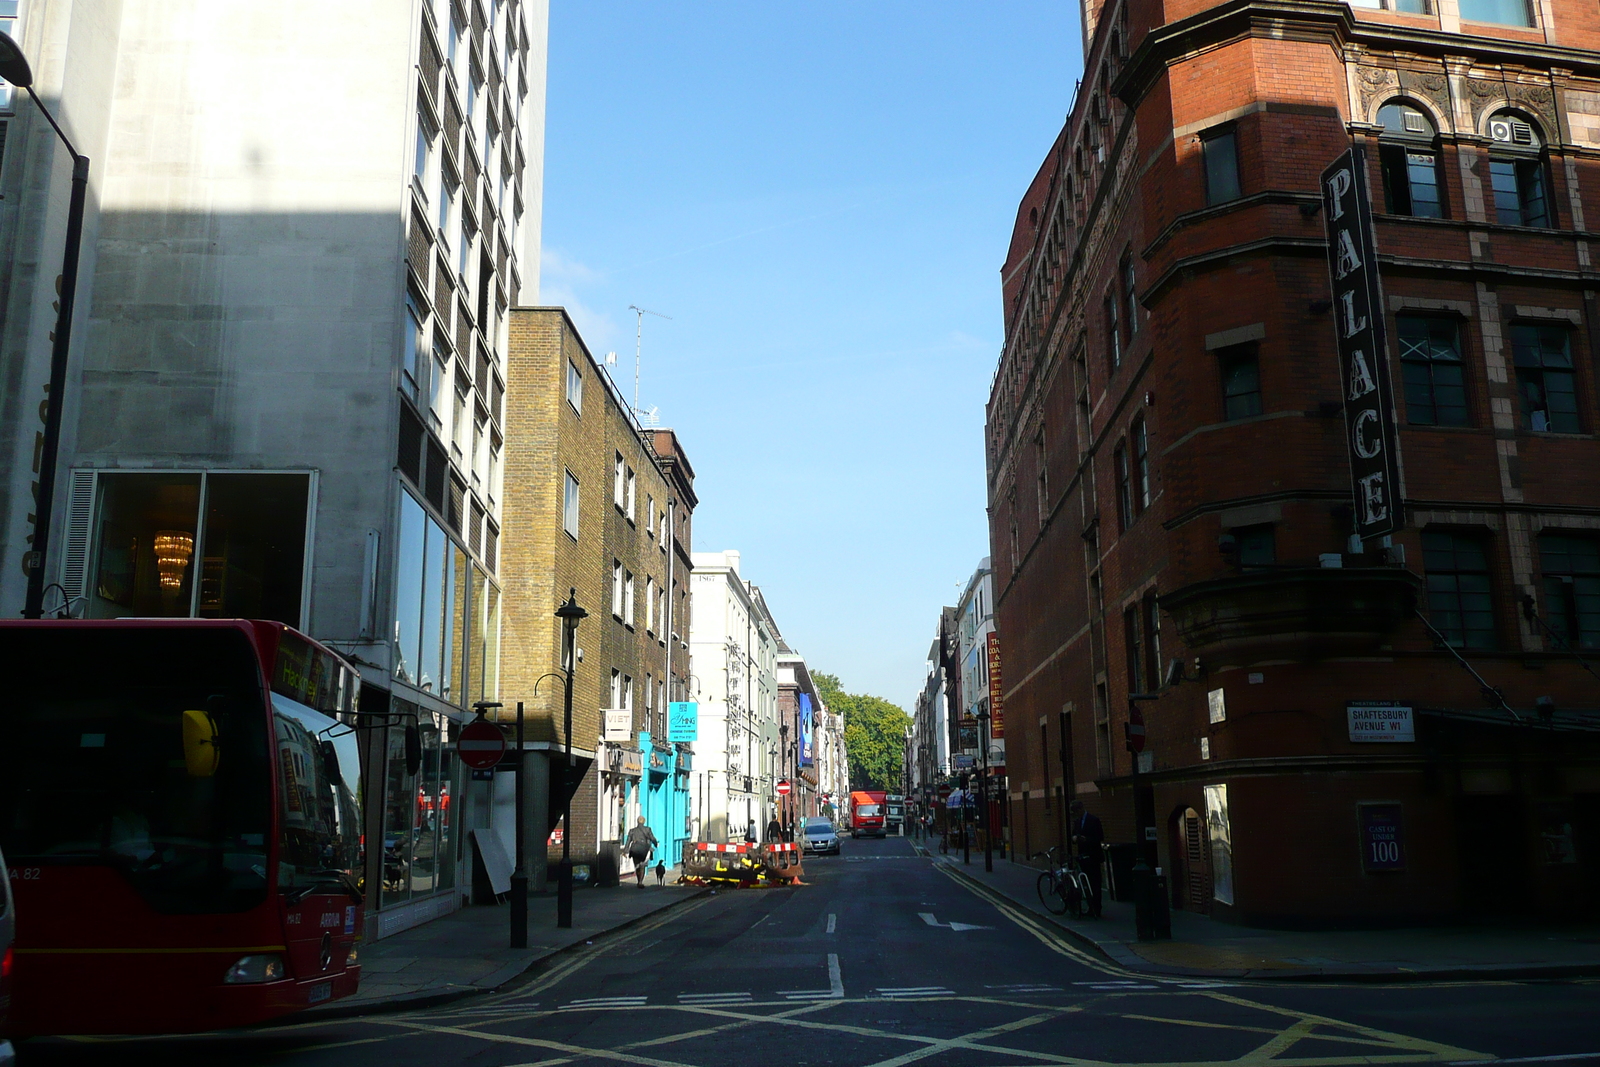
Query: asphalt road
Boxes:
[{"xmin": 18, "ymin": 835, "xmax": 1600, "ymax": 1066}]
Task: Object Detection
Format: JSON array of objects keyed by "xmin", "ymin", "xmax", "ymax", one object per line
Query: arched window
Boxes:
[
  {"xmin": 1486, "ymin": 110, "xmax": 1550, "ymax": 227},
  {"xmin": 1376, "ymin": 101, "xmax": 1443, "ymax": 218}
]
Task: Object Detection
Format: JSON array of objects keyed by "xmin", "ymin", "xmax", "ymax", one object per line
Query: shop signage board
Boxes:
[
  {"xmin": 602, "ymin": 708, "xmax": 632, "ymax": 742},
  {"xmin": 1358, "ymin": 803, "xmax": 1404, "ymax": 872},
  {"xmin": 1347, "ymin": 701, "xmax": 1414, "ymax": 742},
  {"xmin": 619, "ymin": 748, "xmax": 643, "ymax": 777},
  {"xmin": 986, "ymin": 632, "xmax": 1005, "ymax": 739},
  {"xmin": 1321, "ymin": 146, "xmax": 1405, "ymax": 540},
  {"xmin": 458, "ymin": 718, "xmax": 506, "ymax": 770},
  {"xmin": 953, "ymin": 753, "xmax": 975, "ymax": 770},
  {"xmin": 668, "ymin": 701, "xmax": 698, "ymax": 742}
]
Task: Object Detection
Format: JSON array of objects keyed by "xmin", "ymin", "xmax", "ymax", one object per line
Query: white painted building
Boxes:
[
  {"xmin": 688, "ymin": 550, "xmax": 779, "ymax": 843},
  {"xmin": 0, "ymin": 0, "xmax": 547, "ymax": 938},
  {"xmin": 957, "ymin": 557, "xmax": 1001, "ymax": 769}
]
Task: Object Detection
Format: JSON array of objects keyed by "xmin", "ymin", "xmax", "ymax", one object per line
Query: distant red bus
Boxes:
[{"xmin": 0, "ymin": 620, "xmax": 364, "ymax": 1036}]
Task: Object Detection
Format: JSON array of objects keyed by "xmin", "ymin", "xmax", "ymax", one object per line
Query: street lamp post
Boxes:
[
  {"xmin": 778, "ymin": 723, "xmax": 789, "ymax": 836},
  {"xmin": 555, "ymin": 589, "xmax": 588, "ymax": 929},
  {"xmin": 977, "ymin": 705, "xmax": 993, "ymax": 873},
  {"xmin": 0, "ymin": 33, "xmax": 91, "ymax": 620}
]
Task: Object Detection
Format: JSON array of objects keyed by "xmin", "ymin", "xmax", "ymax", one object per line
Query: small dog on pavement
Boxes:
[{"xmin": 654, "ymin": 861, "xmax": 666, "ymax": 886}]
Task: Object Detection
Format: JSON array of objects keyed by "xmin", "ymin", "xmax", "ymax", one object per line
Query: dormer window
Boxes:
[
  {"xmin": 1377, "ymin": 101, "xmax": 1443, "ymax": 218},
  {"xmin": 1486, "ymin": 111, "xmax": 1549, "ymax": 228}
]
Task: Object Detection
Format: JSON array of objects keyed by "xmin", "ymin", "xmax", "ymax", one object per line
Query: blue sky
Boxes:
[{"xmin": 540, "ymin": 3, "xmax": 1080, "ymax": 710}]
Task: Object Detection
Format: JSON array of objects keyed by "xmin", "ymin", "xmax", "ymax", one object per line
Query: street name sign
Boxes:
[{"xmin": 1347, "ymin": 701, "xmax": 1414, "ymax": 742}]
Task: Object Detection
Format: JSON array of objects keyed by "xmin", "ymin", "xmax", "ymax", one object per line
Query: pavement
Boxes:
[
  {"xmin": 922, "ymin": 837, "xmax": 1600, "ymax": 980},
  {"xmin": 301, "ymin": 870, "xmax": 708, "ymax": 1019}
]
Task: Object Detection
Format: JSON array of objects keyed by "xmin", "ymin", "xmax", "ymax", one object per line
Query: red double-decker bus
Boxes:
[{"xmin": 0, "ymin": 619, "xmax": 365, "ymax": 1036}]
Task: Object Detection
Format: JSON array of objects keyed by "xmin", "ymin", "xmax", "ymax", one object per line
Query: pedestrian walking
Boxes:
[
  {"xmin": 766, "ymin": 816, "xmax": 784, "ymax": 843},
  {"xmin": 1070, "ymin": 801, "xmax": 1105, "ymax": 917},
  {"xmin": 625, "ymin": 817, "xmax": 658, "ymax": 888}
]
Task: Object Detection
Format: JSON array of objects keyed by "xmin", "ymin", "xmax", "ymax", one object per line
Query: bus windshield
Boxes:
[{"xmin": 0, "ymin": 627, "xmax": 272, "ymax": 914}]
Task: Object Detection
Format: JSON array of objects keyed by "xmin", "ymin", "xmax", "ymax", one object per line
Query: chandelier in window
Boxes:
[{"xmin": 152, "ymin": 530, "xmax": 195, "ymax": 591}]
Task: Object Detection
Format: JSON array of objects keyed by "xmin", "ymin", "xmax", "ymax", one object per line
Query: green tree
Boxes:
[{"xmin": 816, "ymin": 671, "xmax": 910, "ymax": 792}]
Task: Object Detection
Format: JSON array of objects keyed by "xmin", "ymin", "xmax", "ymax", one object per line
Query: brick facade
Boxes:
[
  {"xmin": 502, "ymin": 308, "xmax": 695, "ymax": 883},
  {"xmin": 990, "ymin": 0, "xmax": 1600, "ymax": 923}
]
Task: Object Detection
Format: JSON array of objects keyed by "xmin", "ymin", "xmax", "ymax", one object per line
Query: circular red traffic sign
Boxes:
[
  {"xmin": 776, "ymin": 779, "xmax": 791, "ymax": 796},
  {"xmin": 459, "ymin": 718, "xmax": 507, "ymax": 769}
]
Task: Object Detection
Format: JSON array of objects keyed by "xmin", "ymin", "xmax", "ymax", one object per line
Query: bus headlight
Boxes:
[{"xmin": 223, "ymin": 954, "xmax": 286, "ymax": 984}]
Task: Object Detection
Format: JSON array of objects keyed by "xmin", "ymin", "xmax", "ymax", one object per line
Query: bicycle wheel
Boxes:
[{"xmin": 1037, "ymin": 871, "xmax": 1070, "ymax": 914}]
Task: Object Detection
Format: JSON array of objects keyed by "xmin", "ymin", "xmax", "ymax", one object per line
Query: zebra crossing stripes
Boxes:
[
  {"xmin": 875, "ymin": 986, "xmax": 954, "ymax": 998},
  {"xmin": 986, "ymin": 983, "xmax": 1063, "ymax": 994},
  {"xmin": 678, "ymin": 992, "xmax": 754, "ymax": 1005},
  {"xmin": 562, "ymin": 996, "xmax": 648, "ymax": 1009}
]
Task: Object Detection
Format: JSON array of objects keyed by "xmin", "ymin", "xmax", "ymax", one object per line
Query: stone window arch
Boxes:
[
  {"xmin": 1485, "ymin": 109, "xmax": 1550, "ymax": 227},
  {"xmin": 1376, "ymin": 99, "xmax": 1445, "ymax": 218}
]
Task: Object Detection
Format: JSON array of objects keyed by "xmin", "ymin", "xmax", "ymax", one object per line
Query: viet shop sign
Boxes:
[
  {"xmin": 1321, "ymin": 146, "xmax": 1405, "ymax": 541},
  {"xmin": 1347, "ymin": 701, "xmax": 1414, "ymax": 742},
  {"xmin": 668, "ymin": 701, "xmax": 699, "ymax": 743}
]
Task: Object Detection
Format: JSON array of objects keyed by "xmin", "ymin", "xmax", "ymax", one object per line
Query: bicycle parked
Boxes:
[{"xmin": 1032, "ymin": 846, "xmax": 1093, "ymax": 918}]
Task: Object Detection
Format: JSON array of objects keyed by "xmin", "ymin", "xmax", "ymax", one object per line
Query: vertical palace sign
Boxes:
[{"xmin": 1321, "ymin": 146, "xmax": 1405, "ymax": 541}]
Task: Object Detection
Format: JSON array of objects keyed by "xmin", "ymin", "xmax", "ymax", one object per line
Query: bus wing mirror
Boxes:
[
  {"xmin": 405, "ymin": 723, "xmax": 422, "ymax": 776},
  {"xmin": 320, "ymin": 739, "xmax": 342, "ymax": 785},
  {"xmin": 182, "ymin": 709, "xmax": 220, "ymax": 777}
]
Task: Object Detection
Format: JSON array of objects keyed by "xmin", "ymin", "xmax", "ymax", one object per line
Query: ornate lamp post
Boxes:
[{"xmin": 555, "ymin": 589, "xmax": 588, "ymax": 929}]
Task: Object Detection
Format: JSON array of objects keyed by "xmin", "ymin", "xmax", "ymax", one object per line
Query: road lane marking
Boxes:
[
  {"xmin": 372, "ymin": 1019, "xmax": 700, "ymax": 1067},
  {"xmin": 676, "ymin": 992, "xmax": 752, "ymax": 1004},
  {"xmin": 876, "ymin": 986, "xmax": 954, "ymax": 998},
  {"xmin": 565, "ymin": 996, "xmax": 648, "ymax": 1008},
  {"xmin": 778, "ymin": 951, "xmax": 845, "ymax": 999},
  {"xmin": 1450, "ymin": 1056, "xmax": 1600, "ymax": 1065},
  {"xmin": 918, "ymin": 911, "xmax": 992, "ymax": 931},
  {"xmin": 827, "ymin": 913, "xmax": 836, "ymax": 933}
]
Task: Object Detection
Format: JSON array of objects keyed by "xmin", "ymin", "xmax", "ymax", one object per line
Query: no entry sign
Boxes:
[
  {"xmin": 776, "ymin": 779, "xmax": 792, "ymax": 796},
  {"xmin": 459, "ymin": 718, "xmax": 507, "ymax": 770}
]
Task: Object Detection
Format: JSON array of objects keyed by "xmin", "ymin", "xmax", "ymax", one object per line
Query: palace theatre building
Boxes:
[{"xmin": 990, "ymin": 0, "xmax": 1600, "ymax": 922}]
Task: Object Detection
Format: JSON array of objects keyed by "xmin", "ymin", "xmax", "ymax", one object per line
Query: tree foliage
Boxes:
[{"xmin": 816, "ymin": 671, "xmax": 911, "ymax": 792}]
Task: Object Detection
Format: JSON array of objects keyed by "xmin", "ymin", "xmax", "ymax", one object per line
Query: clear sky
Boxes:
[{"xmin": 540, "ymin": 3, "xmax": 1081, "ymax": 711}]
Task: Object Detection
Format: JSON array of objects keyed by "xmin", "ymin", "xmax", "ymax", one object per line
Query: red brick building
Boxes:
[{"xmin": 989, "ymin": 0, "xmax": 1600, "ymax": 923}]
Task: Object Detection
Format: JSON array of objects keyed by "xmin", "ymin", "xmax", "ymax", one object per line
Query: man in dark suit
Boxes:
[{"xmin": 1070, "ymin": 800, "xmax": 1105, "ymax": 917}]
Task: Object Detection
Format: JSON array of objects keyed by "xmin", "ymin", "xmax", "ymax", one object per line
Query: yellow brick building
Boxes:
[{"xmin": 501, "ymin": 308, "xmax": 696, "ymax": 886}]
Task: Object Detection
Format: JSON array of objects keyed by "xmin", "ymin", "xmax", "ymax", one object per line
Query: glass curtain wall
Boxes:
[
  {"xmin": 381, "ymin": 702, "xmax": 459, "ymax": 908},
  {"xmin": 394, "ymin": 489, "xmax": 497, "ymax": 704}
]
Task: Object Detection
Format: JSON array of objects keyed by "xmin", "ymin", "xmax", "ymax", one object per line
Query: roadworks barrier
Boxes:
[{"xmin": 680, "ymin": 842, "xmax": 805, "ymax": 887}]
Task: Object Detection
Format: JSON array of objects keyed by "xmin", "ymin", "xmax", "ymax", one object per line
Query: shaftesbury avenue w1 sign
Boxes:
[{"xmin": 1321, "ymin": 146, "xmax": 1405, "ymax": 540}]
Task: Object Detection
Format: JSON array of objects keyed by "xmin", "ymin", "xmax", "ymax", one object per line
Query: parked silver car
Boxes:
[
  {"xmin": 1, "ymin": 843, "xmax": 14, "ymax": 1066},
  {"xmin": 801, "ymin": 817, "xmax": 841, "ymax": 856}
]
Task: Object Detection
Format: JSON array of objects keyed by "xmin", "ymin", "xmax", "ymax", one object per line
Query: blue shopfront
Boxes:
[{"xmin": 638, "ymin": 732, "xmax": 692, "ymax": 865}]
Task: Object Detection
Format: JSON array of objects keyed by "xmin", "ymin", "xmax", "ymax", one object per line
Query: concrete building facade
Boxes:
[
  {"xmin": 688, "ymin": 550, "xmax": 780, "ymax": 843},
  {"xmin": 0, "ymin": 0, "xmax": 547, "ymax": 938},
  {"xmin": 500, "ymin": 307, "xmax": 696, "ymax": 883},
  {"xmin": 988, "ymin": 0, "xmax": 1600, "ymax": 922}
]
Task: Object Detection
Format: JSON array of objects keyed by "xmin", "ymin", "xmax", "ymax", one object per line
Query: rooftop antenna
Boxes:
[{"xmin": 628, "ymin": 304, "xmax": 672, "ymax": 419}]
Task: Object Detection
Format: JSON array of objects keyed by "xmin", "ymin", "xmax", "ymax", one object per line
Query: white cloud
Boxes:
[{"xmin": 538, "ymin": 247, "xmax": 623, "ymax": 350}]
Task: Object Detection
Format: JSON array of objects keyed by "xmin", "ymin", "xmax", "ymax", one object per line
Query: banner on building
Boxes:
[
  {"xmin": 668, "ymin": 701, "xmax": 698, "ymax": 743},
  {"xmin": 799, "ymin": 693, "xmax": 815, "ymax": 767},
  {"xmin": 986, "ymin": 632, "xmax": 1005, "ymax": 739},
  {"xmin": 1321, "ymin": 146, "xmax": 1405, "ymax": 541}
]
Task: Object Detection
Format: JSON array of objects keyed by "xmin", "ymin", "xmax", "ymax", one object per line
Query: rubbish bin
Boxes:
[{"xmin": 1105, "ymin": 843, "xmax": 1139, "ymax": 902}]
